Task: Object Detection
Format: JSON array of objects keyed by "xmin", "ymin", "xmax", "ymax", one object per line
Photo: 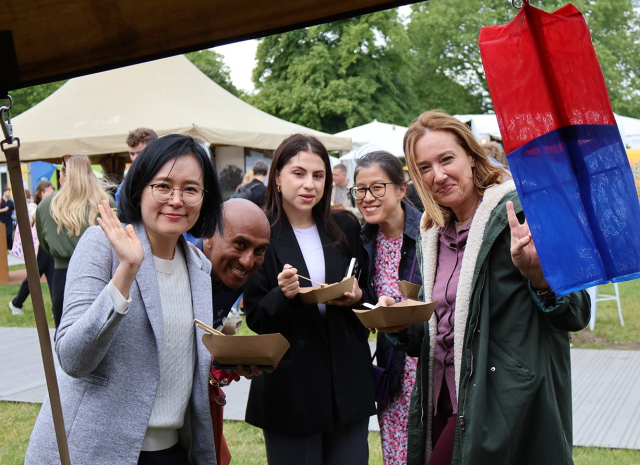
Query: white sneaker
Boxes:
[{"xmin": 9, "ymin": 301, "xmax": 23, "ymax": 315}]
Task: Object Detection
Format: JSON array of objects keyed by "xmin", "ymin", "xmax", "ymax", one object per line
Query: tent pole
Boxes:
[{"xmin": 2, "ymin": 103, "xmax": 71, "ymax": 464}]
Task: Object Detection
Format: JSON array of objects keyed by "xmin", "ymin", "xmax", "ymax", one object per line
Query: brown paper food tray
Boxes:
[
  {"xmin": 397, "ymin": 280, "xmax": 421, "ymax": 299},
  {"xmin": 202, "ymin": 333, "xmax": 290, "ymax": 367},
  {"xmin": 298, "ymin": 276, "xmax": 355, "ymax": 304},
  {"xmin": 353, "ymin": 300, "xmax": 437, "ymax": 328}
]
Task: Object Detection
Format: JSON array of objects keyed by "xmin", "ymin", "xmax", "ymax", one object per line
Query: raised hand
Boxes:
[
  {"xmin": 278, "ymin": 264, "xmax": 300, "ymax": 299},
  {"xmin": 97, "ymin": 199, "xmax": 143, "ymax": 299},
  {"xmin": 506, "ymin": 201, "xmax": 548, "ymax": 288},
  {"xmin": 97, "ymin": 200, "xmax": 144, "ymax": 269}
]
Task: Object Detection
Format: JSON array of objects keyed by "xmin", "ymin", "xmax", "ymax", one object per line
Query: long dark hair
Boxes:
[
  {"xmin": 265, "ymin": 134, "xmax": 348, "ymax": 252},
  {"xmin": 118, "ymin": 134, "xmax": 223, "ymax": 238}
]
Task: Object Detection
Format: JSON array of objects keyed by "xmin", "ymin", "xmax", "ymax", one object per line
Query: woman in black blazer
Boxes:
[{"xmin": 243, "ymin": 134, "xmax": 376, "ymax": 464}]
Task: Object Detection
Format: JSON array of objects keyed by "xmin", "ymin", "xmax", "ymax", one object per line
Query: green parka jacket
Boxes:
[{"xmin": 389, "ymin": 181, "xmax": 591, "ymax": 465}]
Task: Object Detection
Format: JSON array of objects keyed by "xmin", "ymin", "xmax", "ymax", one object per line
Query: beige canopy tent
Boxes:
[{"xmin": 4, "ymin": 55, "xmax": 351, "ymax": 163}]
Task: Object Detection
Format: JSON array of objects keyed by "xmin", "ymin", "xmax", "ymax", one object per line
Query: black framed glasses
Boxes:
[
  {"xmin": 350, "ymin": 182, "xmax": 394, "ymax": 200},
  {"xmin": 146, "ymin": 183, "xmax": 206, "ymax": 206}
]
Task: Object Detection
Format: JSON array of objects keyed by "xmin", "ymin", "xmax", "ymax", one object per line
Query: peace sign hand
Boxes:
[{"xmin": 506, "ymin": 201, "xmax": 548, "ymax": 289}]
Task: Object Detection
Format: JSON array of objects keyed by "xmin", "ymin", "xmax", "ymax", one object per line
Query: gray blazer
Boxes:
[{"xmin": 25, "ymin": 224, "xmax": 217, "ymax": 465}]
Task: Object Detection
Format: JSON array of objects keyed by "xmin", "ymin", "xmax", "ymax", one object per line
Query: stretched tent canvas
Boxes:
[{"xmin": 479, "ymin": 2, "xmax": 640, "ymax": 294}]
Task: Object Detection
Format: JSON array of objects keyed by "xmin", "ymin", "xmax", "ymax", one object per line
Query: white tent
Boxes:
[
  {"xmin": 615, "ymin": 114, "xmax": 640, "ymax": 149},
  {"xmin": 7, "ymin": 55, "xmax": 351, "ymax": 162},
  {"xmin": 454, "ymin": 114, "xmax": 502, "ymax": 142},
  {"xmin": 335, "ymin": 120, "xmax": 407, "ymax": 182},
  {"xmin": 455, "ymin": 113, "xmax": 640, "ymax": 149}
]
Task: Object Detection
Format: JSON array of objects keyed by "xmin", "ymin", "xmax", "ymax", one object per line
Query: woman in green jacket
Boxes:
[
  {"xmin": 36, "ymin": 154, "xmax": 116, "ymax": 328},
  {"xmin": 376, "ymin": 111, "xmax": 591, "ymax": 465}
]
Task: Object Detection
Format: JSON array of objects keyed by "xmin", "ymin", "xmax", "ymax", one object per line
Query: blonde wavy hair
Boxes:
[
  {"xmin": 51, "ymin": 155, "xmax": 111, "ymax": 235},
  {"xmin": 404, "ymin": 110, "xmax": 508, "ymax": 230}
]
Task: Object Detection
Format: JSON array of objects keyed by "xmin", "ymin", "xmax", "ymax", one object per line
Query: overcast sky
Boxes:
[{"xmin": 213, "ymin": 40, "xmax": 259, "ymax": 93}]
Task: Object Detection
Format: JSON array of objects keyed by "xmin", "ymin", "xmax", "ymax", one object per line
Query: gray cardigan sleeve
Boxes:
[{"xmin": 55, "ymin": 226, "xmax": 127, "ymax": 377}]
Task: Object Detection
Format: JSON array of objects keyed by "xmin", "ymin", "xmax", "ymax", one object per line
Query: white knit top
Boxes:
[{"xmin": 142, "ymin": 244, "xmax": 195, "ymax": 451}]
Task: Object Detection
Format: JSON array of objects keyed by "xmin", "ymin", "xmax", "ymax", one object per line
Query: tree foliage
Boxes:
[
  {"xmin": 185, "ymin": 50, "xmax": 239, "ymax": 97},
  {"xmin": 409, "ymin": 0, "xmax": 640, "ymax": 117},
  {"xmin": 250, "ymin": 9, "xmax": 419, "ymax": 133},
  {"xmin": 9, "ymin": 81, "xmax": 67, "ymax": 117},
  {"xmin": 250, "ymin": 0, "xmax": 640, "ymax": 131}
]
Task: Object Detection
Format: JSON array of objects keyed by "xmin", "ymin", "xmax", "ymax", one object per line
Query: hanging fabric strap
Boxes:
[{"xmin": 2, "ymin": 138, "xmax": 71, "ymax": 463}]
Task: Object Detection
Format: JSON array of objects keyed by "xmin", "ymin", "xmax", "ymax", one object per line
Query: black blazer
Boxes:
[{"xmin": 243, "ymin": 212, "xmax": 376, "ymax": 434}]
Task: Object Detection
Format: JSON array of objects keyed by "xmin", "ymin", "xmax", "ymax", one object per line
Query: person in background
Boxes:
[
  {"xmin": 115, "ymin": 127, "xmax": 159, "ymax": 204},
  {"xmin": 25, "ymin": 189, "xmax": 37, "ymax": 219},
  {"xmin": 232, "ymin": 160, "xmax": 268, "ymax": 208},
  {"xmin": 25, "ymin": 134, "xmax": 223, "ymax": 465},
  {"xmin": 353, "ymin": 151, "xmax": 422, "ymax": 465},
  {"xmin": 331, "ymin": 163, "xmax": 350, "ymax": 209},
  {"xmin": 245, "ymin": 160, "xmax": 268, "ymax": 208},
  {"xmin": 9, "ymin": 181, "xmax": 56, "ymax": 316},
  {"xmin": 375, "ymin": 111, "xmax": 590, "ymax": 465},
  {"xmin": 484, "ymin": 141, "xmax": 509, "ymax": 169},
  {"xmin": 244, "ymin": 134, "xmax": 375, "ymax": 464},
  {"xmin": 0, "ymin": 187, "xmax": 15, "ymax": 249},
  {"xmin": 36, "ymin": 155, "xmax": 116, "ymax": 329},
  {"xmin": 237, "ymin": 170, "xmax": 255, "ymax": 192}
]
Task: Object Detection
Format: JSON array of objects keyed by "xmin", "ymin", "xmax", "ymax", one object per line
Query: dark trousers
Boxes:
[
  {"xmin": 12, "ymin": 248, "xmax": 55, "ymax": 308},
  {"xmin": 51, "ymin": 267, "xmax": 67, "ymax": 329},
  {"xmin": 263, "ymin": 418, "xmax": 369, "ymax": 465},
  {"xmin": 4, "ymin": 221, "xmax": 12, "ymax": 250},
  {"xmin": 137, "ymin": 443, "xmax": 188, "ymax": 465},
  {"xmin": 429, "ymin": 387, "xmax": 456, "ymax": 465}
]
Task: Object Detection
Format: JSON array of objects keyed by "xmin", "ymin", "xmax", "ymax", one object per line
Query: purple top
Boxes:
[{"xmin": 432, "ymin": 220, "xmax": 471, "ymax": 415}]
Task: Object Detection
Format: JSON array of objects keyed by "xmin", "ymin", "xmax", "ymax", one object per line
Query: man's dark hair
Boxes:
[
  {"xmin": 252, "ymin": 160, "xmax": 268, "ymax": 176},
  {"xmin": 126, "ymin": 128, "xmax": 158, "ymax": 148},
  {"xmin": 118, "ymin": 134, "xmax": 223, "ymax": 238}
]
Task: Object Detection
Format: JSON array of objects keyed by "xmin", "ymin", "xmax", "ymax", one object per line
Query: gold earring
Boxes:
[{"xmin": 277, "ymin": 185, "xmax": 282, "ymax": 193}]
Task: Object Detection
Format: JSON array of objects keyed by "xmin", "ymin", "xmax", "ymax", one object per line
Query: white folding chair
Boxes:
[{"xmin": 587, "ymin": 283, "xmax": 624, "ymax": 331}]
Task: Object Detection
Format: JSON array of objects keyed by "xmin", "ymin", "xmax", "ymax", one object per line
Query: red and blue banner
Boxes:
[{"xmin": 479, "ymin": 2, "xmax": 640, "ymax": 294}]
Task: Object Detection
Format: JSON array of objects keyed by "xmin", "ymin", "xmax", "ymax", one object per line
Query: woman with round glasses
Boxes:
[
  {"xmin": 26, "ymin": 134, "xmax": 223, "ymax": 465},
  {"xmin": 243, "ymin": 134, "xmax": 375, "ymax": 464},
  {"xmin": 35, "ymin": 154, "xmax": 116, "ymax": 328},
  {"xmin": 352, "ymin": 151, "xmax": 422, "ymax": 464}
]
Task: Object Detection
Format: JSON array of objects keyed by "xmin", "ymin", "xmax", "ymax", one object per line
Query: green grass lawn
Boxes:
[
  {"xmin": 570, "ymin": 280, "xmax": 640, "ymax": 350},
  {"xmin": 1, "ymin": 267, "xmax": 640, "ymax": 463},
  {"xmin": 0, "ymin": 282, "xmax": 54, "ymax": 328},
  {"xmin": 1, "ymin": 401, "xmax": 639, "ymax": 464}
]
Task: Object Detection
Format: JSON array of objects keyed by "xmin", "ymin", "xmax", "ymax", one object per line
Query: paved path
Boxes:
[{"xmin": 2, "ymin": 328, "xmax": 639, "ymax": 448}]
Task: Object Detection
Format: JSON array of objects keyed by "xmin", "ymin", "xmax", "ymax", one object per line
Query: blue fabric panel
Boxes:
[{"xmin": 508, "ymin": 124, "xmax": 640, "ymax": 295}]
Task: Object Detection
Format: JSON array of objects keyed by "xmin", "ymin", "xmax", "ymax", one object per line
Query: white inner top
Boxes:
[
  {"xmin": 293, "ymin": 224, "xmax": 327, "ymax": 316},
  {"xmin": 143, "ymin": 244, "xmax": 195, "ymax": 451}
]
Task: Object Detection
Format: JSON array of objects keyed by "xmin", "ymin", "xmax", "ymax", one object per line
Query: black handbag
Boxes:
[{"xmin": 372, "ymin": 347, "xmax": 395, "ymax": 406}]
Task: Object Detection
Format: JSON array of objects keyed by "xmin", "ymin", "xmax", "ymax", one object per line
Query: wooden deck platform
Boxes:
[{"xmin": 2, "ymin": 328, "xmax": 639, "ymax": 448}]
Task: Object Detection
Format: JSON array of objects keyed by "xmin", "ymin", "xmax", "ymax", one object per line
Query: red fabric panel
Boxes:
[{"xmin": 478, "ymin": 2, "xmax": 616, "ymax": 154}]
